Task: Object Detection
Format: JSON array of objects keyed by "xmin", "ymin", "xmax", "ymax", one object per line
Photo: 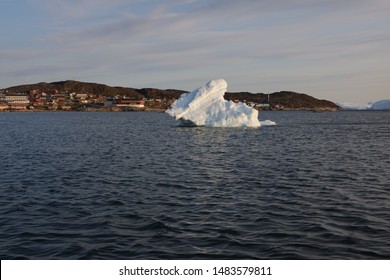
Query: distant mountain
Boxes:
[
  {"xmin": 4, "ymin": 80, "xmax": 340, "ymax": 110},
  {"xmin": 337, "ymin": 100, "xmax": 390, "ymax": 110}
]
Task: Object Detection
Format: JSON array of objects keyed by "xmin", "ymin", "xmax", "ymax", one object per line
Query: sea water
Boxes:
[{"xmin": 0, "ymin": 111, "xmax": 389, "ymax": 259}]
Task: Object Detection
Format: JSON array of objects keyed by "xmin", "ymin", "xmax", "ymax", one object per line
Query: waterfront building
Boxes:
[
  {"xmin": 115, "ymin": 100, "xmax": 145, "ymax": 108},
  {"xmin": 0, "ymin": 102, "xmax": 8, "ymax": 110},
  {"xmin": 4, "ymin": 95, "xmax": 30, "ymax": 109}
]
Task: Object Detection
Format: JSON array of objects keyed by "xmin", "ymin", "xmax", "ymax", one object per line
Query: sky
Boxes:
[{"xmin": 1, "ymin": 0, "xmax": 389, "ymax": 103}]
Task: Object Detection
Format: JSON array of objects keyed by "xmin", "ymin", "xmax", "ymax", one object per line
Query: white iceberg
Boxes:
[
  {"xmin": 336, "ymin": 102, "xmax": 372, "ymax": 110},
  {"xmin": 371, "ymin": 100, "xmax": 390, "ymax": 110},
  {"xmin": 259, "ymin": 120, "xmax": 277, "ymax": 126},
  {"xmin": 166, "ymin": 79, "xmax": 268, "ymax": 127},
  {"xmin": 337, "ymin": 99, "xmax": 390, "ymax": 110}
]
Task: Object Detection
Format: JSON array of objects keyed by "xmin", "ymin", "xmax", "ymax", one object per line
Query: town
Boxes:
[{"xmin": 0, "ymin": 87, "xmax": 172, "ymax": 112}]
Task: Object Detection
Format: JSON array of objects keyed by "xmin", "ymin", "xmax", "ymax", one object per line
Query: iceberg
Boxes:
[
  {"xmin": 337, "ymin": 99, "xmax": 390, "ymax": 110},
  {"xmin": 166, "ymin": 79, "xmax": 266, "ymax": 127},
  {"xmin": 259, "ymin": 120, "xmax": 277, "ymax": 126},
  {"xmin": 336, "ymin": 102, "xmax": 372, "ymax": 110},
  {"xmin": 371, "ymin": 100, "xmax": 390, "ymax": 110}
]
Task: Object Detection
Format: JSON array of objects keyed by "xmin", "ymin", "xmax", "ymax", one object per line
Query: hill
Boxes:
[
  {"xmin": 225, "ymin": 91, "xmax": 338, "ymax": 110},
  {"xmin": 3, "ymin": 80, "xmax": 340, "ymax": 111},
  {"xmin": 5, "ymin": 80, "xmax": 187, "ymax": 100}
]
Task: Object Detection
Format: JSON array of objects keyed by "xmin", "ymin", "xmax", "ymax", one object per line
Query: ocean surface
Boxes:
[{"xmin": 0, "ymin": 111, "xmax": 389, "ymax": 259}]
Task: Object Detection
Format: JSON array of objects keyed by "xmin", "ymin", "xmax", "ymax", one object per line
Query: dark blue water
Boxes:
[{"xmin": 0, "ymin": 111, "xmax": 389, "ymax": 259}]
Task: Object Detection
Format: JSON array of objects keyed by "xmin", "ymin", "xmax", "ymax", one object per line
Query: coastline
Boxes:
[
  {"xmin": 0, "ymin": 107, "xmax": 340, "ymax": 113},
  {"xmin": 0, "ymin": 107, "xmax": 167, "ymax": 113},
  {"xmin": 1, "ymin": 80, "xmax": 341, "ymax": 113}
]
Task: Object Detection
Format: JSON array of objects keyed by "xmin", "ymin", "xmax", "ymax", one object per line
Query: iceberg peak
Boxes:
[{"xmin": 166, "ymin": 79, "xmax": 261, "ymax": 127}]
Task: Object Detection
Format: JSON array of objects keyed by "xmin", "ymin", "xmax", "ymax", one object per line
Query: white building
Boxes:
[
  {"xmin": 4, "ymin": 95, "xmax": 30, "ymax": 104},
  {"xmin": 115, "ymin": 100, "xmax": 145, "ymax": 108},
  {"xmin": 4, "ymin": 95, "xmax": 30, "ymax": 109}
]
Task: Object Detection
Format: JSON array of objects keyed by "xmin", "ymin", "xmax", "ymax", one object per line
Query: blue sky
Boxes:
[{"xmin": 1, "ymin": 0, "xmax": 389, "ymax": 103}]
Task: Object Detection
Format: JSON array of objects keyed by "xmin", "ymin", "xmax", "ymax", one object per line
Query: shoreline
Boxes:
[
  {"xmin": 0, "ymin": 107, "xmax": 342, "ymax": 113},
  {"xmin": 0, "ymin": 107, "xmax": 167, "ymax": 113},
  {"xmin": 0, "ymin": 109, "xmax": 341, "ymax": 113}
]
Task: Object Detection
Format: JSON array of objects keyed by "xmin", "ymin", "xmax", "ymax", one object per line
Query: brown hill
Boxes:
[
  {"xmin": 225, "ymin": 91, "xmax": 338, "ymax": 109},
  {"xmin": 6, "ymin": 80, "xmax": 144, "ymax": 99}
]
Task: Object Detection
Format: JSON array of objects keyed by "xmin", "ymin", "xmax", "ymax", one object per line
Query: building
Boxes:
[
  {"xmin": 75, "ymin": 93, "xmax": 89, "ymax": 100},
  {"xmin": 115, "ymin": 100, "xmax": 145, "ymax": 108},
  {"xmin": 0, "ymin": 101, "xmax": 7, "ymax": 110},
  {"xmin": 4, "ymin": 95, "xmax": 30, "ymax": 110}
]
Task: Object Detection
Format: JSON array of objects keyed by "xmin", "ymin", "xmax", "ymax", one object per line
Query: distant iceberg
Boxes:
[
  {"xmin": 166, "ymin": 79, "xmax": 271, "ymax": 127},
  {"xmin": 336, "ymin": 102, "xmax": 372, "ymax": 110},
  {"xmin": 371, "ymin": 100, "xmax": 390, "ymax": 110},
  {"xmin": 337, "ymin": 100, "xmax": 390, "ymax": 110}
]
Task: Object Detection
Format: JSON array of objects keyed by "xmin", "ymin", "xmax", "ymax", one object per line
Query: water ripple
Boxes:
[{"xmin": 0, "ymin": 111, "xmax": 389, "ymax": 259}]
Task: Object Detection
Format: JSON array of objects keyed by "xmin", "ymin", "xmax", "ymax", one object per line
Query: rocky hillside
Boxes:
[
  {"xmin": 5, "ymin": 80, "xmax": 187, "ymax": 100},
  {"xmin": 225, "ymin": 91, "xmax": 338, "ymax": 109}
]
